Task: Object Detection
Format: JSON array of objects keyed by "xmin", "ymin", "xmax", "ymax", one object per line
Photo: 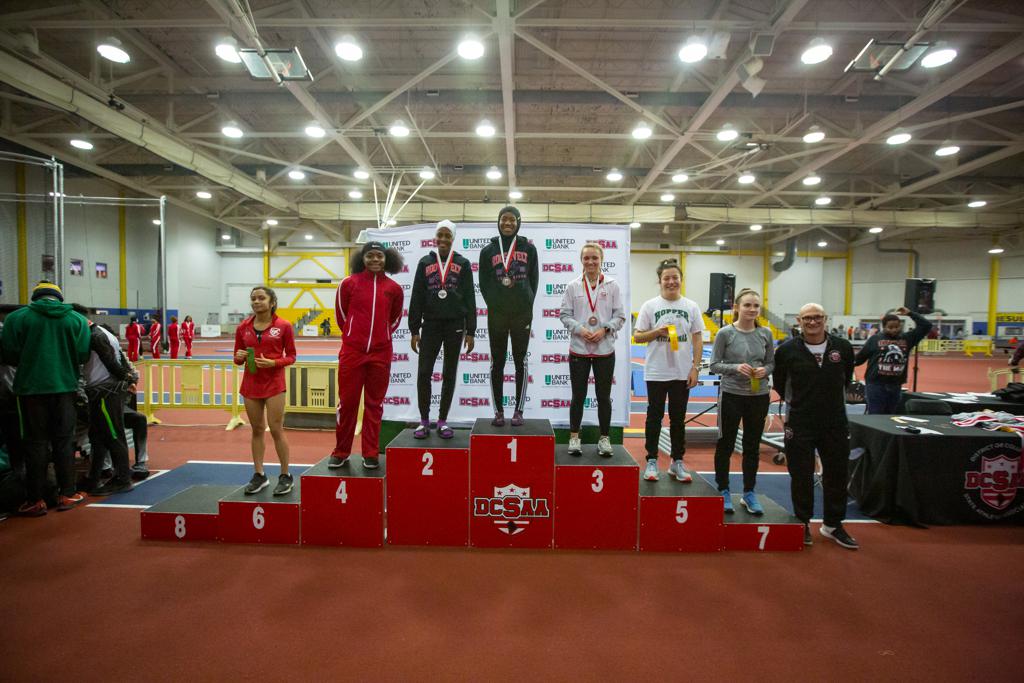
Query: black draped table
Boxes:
[
  {"xmin": 899, "ymin": 391, "xmax": 1024, "ymax": 415},
  {"xmin": 848, "ymin": 414, "xmax": 1024, "ymax": 526}
]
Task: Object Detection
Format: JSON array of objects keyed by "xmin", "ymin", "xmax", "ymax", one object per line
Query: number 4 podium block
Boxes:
[
  {"xmin": 219, "ymin": 480, "xmax": 301, "ymax": 545},
  {"xmin": 723, "ymin": 494, "xmax": 804, "ymax": 551},
  {"xmin": 470, "ymin": 418, "xmax": 555, "ymax": 549},
  {"xmin": 638, "ymin": 470, "xmax": 724, "ymax": 552},
  {"xmin": 554, "ymin": 445, "xmax": 639, "ymax": 551},
  {"xmin": 300, "ymin": 455, "xmax": 386, "ymax": 548},
  {"xmin": 141, "ymin": 485, "xmax": 236, "ymax": 542}
]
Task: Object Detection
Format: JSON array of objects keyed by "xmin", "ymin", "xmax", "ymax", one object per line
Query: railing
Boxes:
[
  {"xmin": 987, "ymin": 367, "xmax": 1020, "ymax": 391},
  {"xmin": 919, "ymin": 339, "xmax": 994, "ymax": 357}
]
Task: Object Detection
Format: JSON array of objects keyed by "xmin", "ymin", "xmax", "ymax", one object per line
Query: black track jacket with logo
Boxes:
[
  {"xmin": 773, "ymin": 334, "xmax": 855, "ymax": 431},
  {"xmin": 408, "ymin": 251, "xmax": 477, "ymax": 337},
  {"xmin": 479, "ymin": 234, "xmax": 539, "ymax": 317}
]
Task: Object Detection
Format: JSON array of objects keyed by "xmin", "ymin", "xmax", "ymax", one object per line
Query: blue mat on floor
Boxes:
[{"xmin": 697, "ymin": 471, "xmax": 871, "ymax": 522}]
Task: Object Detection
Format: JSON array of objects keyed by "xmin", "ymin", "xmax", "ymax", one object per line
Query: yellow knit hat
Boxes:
[{"xmin": 31, "ymin": 281, "xmax": 63, "ymax": 302}]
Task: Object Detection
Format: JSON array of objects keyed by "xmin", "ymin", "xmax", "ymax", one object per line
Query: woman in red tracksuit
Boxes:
[
  {"xmin": 233, "ymin": 286, "xmax": 297, "ymax": 495},
  {"xmin": 149, "ymin": 317, "xmax": 162, "ymax": 359},
  {"xmin": 330, "ymin": 241, "xmax": 404, "ymax": 470},
  {"xmin": 168, "ymin": 316, "xmax": 180, "ymax": 359},
  {"xmin": 182, "ymin": 315, "xmax": 195, "ymax": 358},
  {"xmin": 125, "ymin": 316, "xmax": 143, "ymax": 361}
]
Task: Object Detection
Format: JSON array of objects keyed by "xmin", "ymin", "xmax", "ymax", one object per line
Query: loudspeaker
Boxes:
[
  {"xmin": 904, "ymin": 278, "xmax": 936, "ymax": 314},
  {"xmin": 709, "ymin": 273, "xmax": 736, "ymax": 312}
]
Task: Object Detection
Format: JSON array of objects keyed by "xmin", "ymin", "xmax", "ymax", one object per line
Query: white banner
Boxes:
[{"xmin": 365, "ymin": 223, "xmax": 631, "ymax": 427}]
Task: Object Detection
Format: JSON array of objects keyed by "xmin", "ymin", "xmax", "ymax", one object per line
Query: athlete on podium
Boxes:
[
  {"xmin": 479, "ymin": 206, "xmax": 538, "ymax": 427},
  {"xmin": 409, "ymin": 220, "xmax": 477, "ymax": 439},
  {"xmin": 559, "ymin": 242, "xmax": 626, "ymax": 457}
]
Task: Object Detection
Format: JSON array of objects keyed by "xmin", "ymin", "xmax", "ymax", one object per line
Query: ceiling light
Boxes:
[
  {"xmin": 716, "ymin": 239, "xmax": 726, "ymax": 246},
  {"xmin": 221, "ymin": 122, "xmax": 244, "ymax": 138},
  {"xmin": 886, "ymin": 131, "xmax": 912, "ymax": 145},
  {"xmin": 801, "ymin": 38, "xmax": 833, "ymax": 65},
  {"xmin": 304, "ymin": 123, "xmax": 326, "ymax": 138},
  {"xmin": 817, "ymin": 240, "xmax": 828, "ymax": 247},
  {"xmin": 678, "ymin": 36, "xmax": 708, "ymax": 64},
  {"xmin": 802, "ymin": 174, "xmax": 822, "ymax": 186},
  {"xmin": 69, "ymin": 139, "xmax": 93, "ymax": 150},
  {"xmin": 353, "ymin": 168, "xmax": 370, "ymax": 180},
  {"xmin": 738, "ymin": 173, "xmax": 756, "ymax": 184},
  {"xmin": 334, "ymin": 36, "xmax": 363, "ymax": 62},
  {"xmin": 967, "ymin": 199, "xmax": 987, "ymax": 208},
  {"xmin": 304, "ymin": 233, "xmax": 314, "ymax": 240},
  {"xmin": 349, "ymin": 190, "xmax": 363, "ymax": 199},
  {"xmin": 660, "ymin": 193, "xmax": 675, "ymax": 202},
  {"xmin": 196, "ymin": 190, "xmax": 212, "ymax": 199},
  {"xmin": 418, "ymin": 168, "xmax": 435, "ymax": 180},
  {"xmin": 457, "ymin": 35, "xmax": 485, "ymax": 60},
  {"xmin": 749, "ymin": 224, "xmax": 763, "ymax": 231},
  {"xmin": 486, "ymin": 166, "xmax": 502, "ymax": 180},
  {"xmin": 632, "ymin": 122, "xmax": 653, "ymax": 139},
  {"xmin": 509, "ymin": 190, "xmax": 523, "ymax": 200},
  {"xmin": 629, "ymin": 221, "xmax": 641, "ymax": 229},
  {"xmin": 921, "ymin": 44, "xmax": 957, "ymax": 69},
  {"xmin": 716, "ymin": 125, "xmax": 739, "ymax": 142},
  {"xmin": 475, "ymin": 120, "xmax": 496, "ymax": 137},
  {"xmin": 988, "ymin": 247, "xmax": 1005, "ymax": 255},
  {"xmin": 815, "ymin": 196, "xmax": 832, "ymax": 205},
  {"xmin": 152, "ymin": 219, "xmax": 161, "ymax": 225},
  {"xmin": 606, "ymin": 169, "xmax": 623, "ymax": 182},
  {"xmin": 266, "ymin": 219, "xmax": 278, "ymax": 226},
  {"xmin": 935, "ymin": 144, "xmax": 960, "ymax": 157},
  {"xmin": 288, "ymin": 169, "xmax": 306, "ymax": 180},
  {"xmin": 97, "ymin": 37, "xmax": 130, "ymax": 64},
  {"xmin": 221, "ymin": 234, "xmax": 230, "ymax": 240},
  {"xmin": 803, "ymin": 126, "xmax": 825, "ymax": 143},
  {"xmin": 671, "ymin": 172, "xmax": 689, "ymax": 183},
  {"xmin": 386, "ymin": 218, "xmax": 398, "ymax": 226},
  {"xmin": 215, "ymin": 38, "xmax": 241, "ymax": 64},
  {"xmin": 389, "ymin": 120, "xmax": 410, "ymax": 137},
  {"xmin": 869, "ymin": 226, "xmax": 883, "ymax": 234}
]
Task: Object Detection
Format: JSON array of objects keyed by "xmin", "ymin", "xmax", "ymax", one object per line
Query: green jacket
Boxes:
[{"xmin": 0, "ymin": 298, "xmax": 90, "ymax": 395}]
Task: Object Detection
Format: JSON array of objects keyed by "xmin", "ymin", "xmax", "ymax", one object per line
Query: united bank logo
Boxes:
[
  {"xmin": 381, "ymin": 240, "xmax": 411, "ymax": 249},
  {"xmin": 963, "ymin": 443, "xmax": 1024, "ymax": 519},
  {"xmin": 545, "ymin": 329, "xmax": 570, "ymax": 341},
  {"xmin": 462, "ymin": 372, "xmax": 490, "ymax": 385},
  {"xmin": 463, "ymin": 237, "xmax": 491, "ymax": 250},
  {"xmin": 473, "ymin": 483, "xmax": 551, "ymax": 535},
  {"xmin": 390, "ymin": 371, "xmax": 413, "ymax": 385},
  {"xmin": 544, "ymin": 238, "xmax": 576, "ymax": 251},
  {"xmin": 545, "ymin": 283, "xmax": 567, "ymax": 297},
  {"xmin": 502, "ymin": 395, "xmax": 530, "ymax": 407},
  {"xmin": 544, "ymin": 374, "xmax": 571, "ymax": 386}
]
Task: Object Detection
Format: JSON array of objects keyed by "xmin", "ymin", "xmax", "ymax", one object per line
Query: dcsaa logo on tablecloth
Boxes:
[
  {"xmin": 473, "ymin": 483, "xmax": 551, "ymax": 535},
  {"xmin": 963, "ymin": 443, "xmax": 1024, "ymax": 519}
]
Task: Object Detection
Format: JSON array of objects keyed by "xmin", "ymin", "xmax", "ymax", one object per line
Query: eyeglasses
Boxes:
[{"xmin": 799, "ymin": 315, "xmax": 825, "ymax": 322}]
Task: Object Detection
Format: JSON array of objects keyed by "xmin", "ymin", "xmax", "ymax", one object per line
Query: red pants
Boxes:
[
  {"xmin": 127, "ymin": 339, "xmax": 140, "ymax": 362},
  {"xmin": 183, "ymin": 337, "xmax": 193, "ymax": 358},
  {"xmin": 333, "ymin": 354, "xmax": 391, "ymax": 459},
  {"xmin": 170, "ymin": 339, "xmax": 180, "ymax": 359},
  {"xmin": 150, "ymin": 338, "xmax": 161, "ymax": 359}
]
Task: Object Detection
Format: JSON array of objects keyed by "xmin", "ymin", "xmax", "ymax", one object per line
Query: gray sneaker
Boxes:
[
  {"xmin": 643, "ymin": 459, "xmax": 659, "ymax": 481},
  {"xmin": 597, "ymin": 436, "xmax": 613, "ymax": 457},
  {"xmin": 328, "ymin": 455, "xmax": 349, "ymax": 468},
  {"xmin": 244, "ymin": 472, "xmax": 269, "ymax": 495},
  {"xmin": 273, "ymin": 473, "xmax": 294, "ymax": 496},
  {"xmin": 668, "ymin": 460, "xmax": 692, "ymax": 483},
  {"xmin": 567, "ymin": 435, "xmax": 582, "ymax": 455}
]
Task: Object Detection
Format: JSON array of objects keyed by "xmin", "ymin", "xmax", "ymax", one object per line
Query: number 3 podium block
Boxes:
[
  {"xmin": 141, "ymin": 485, "xmax": 236, "ymax": 542},
  {"xmin": 554, "ymin": 445, "xmax": 639, "ymax": 551},
  {"xmin": 723, "ymin": 495, "xmax": 804, "ymax": 551},
  {"xmin": 300, "ymin": 455, "xmax": 386, "ymax": 548},
  {"xmin": 219, "ymin": 481, "xmax": 301, "ymax": 544},
  {"xmin": 470, "ymin": 418, "xmax": 555, "ymax": 549},
  {"xmin": 638, "ymin": 471, "xmax": 724, "ymax": 552},
  {"xmin": 386, "ymin": 429, "xmax": 470, "ymax": 547}
]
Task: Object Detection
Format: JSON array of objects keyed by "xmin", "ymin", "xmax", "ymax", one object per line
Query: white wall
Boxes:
[
  {"xmin": 767, "ymin": 255, "xmax": 824, "ymax": 319},
  {"xmin": 821, "ymin": 258, "xmax": 846, "ymax": 315},
  {"xmin": 220, "ymin": 253, "xmax": 264, "ymax": 321},
  {"xmin": 165, "ymin": 206, "xmax": 221, "ymax": 324}
]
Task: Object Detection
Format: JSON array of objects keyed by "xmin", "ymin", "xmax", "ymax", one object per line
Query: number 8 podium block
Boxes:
[
  {"xmin": 141, "ymin": 485, "xmax": 236, "ymax": 542},
  {"xmin": 300, "ymin": 455, "xmax": 386, "ymax": 548},
  {"xmin": 470, "ymin": 418, "xmax": 555, "ymax": 549},
  {"xmin": 553, "ymin": 445, "xmax": 640, "ymax": 551}
]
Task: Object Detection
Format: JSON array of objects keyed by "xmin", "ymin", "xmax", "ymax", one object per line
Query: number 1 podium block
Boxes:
[
  {"xmin": 219, "ymin": 480, "xmax": 301, "ymax": 545},
  {"xmin": 141, "ymin": 485, "xmax": 236, "ymax": 542},
  {"xmin": 554, "ymin": 445, "xmax": 639, "ymax": 551},
  {"xmin": 470, "ymin": 418, "xmax": 555, "ymax": 549},
  {"xmin": 300, "ymin": 455, "xmax": 386, "ymax": 548},
  {"xmin": 638, "ymin": 470, "xmax": 724, "ymax": 552},
  {"xmin": 386, "ymin": 429, "xmax": 470, "ymax": 547},
  {"xmin": 723, "ymin": 495, "xmax": 804, "ymax": 551}
]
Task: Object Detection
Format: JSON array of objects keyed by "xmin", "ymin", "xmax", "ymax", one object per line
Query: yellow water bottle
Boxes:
[{"xmin": 750, "ymin": 360, "xmax": 762, "ymax": 393}]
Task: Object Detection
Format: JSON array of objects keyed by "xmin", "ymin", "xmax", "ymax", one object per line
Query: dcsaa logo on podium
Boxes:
[{"xmin": 473, "ymin": 483, "xmax": 551, "ymax": 535}]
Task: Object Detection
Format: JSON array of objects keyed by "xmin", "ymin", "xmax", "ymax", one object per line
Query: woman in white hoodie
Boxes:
[{"xmin": 559, "ymin": 242, "xmax": 626, "ymax": 457}]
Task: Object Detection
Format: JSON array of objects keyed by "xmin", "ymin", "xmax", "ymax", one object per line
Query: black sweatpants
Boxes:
[
  {"xmin": 18, "ymin": 393, "xmax": 77, "ymax": 499},
  {"xmin": 569, "ymin": 353, "xmax": 615, "ymax": 434},
  {"xmin": 784, "ymin": 425, "xmax": 850, "ymax": 527},
  {"xmin": 488, "ymin": 311, "xmax": 532, "ymax": 414},
  {"xmin": 644, "ymin": 380, "xmax": 690, "ymax": 461},
  {"xmin": 714, "ymin": 392, "xmax": 771, "ymax": 492},
  {"xmin": 417, "ymin": 318, "xmax": 465, "ymax": 421},
  {"xmin": 124, "ymin": 405, "xmax": 149, "ymax": 465},
  {"xmin": 86, "ymin": 390, "xmax": 131, "ymax": 484}
]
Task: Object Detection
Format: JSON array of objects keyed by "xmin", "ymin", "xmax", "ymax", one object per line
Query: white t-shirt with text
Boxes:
[{"xmin": 636, "ymin": 295, "xmax": 706, "ymax": 381}]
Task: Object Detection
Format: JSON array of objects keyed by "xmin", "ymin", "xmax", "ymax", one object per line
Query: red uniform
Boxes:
[
  {"xmin": 125, "ymin": 321, "xmax": 144, "ymax": 361},
  {"xmin": 333, "ymin": 270, "xmax": 404, "ymax": 459},
  {"xmin": 233, "ymin": 315, "xmax": 296, "ymax": 399},
  {"xmin": 168, "ymin": 322, "xmax": 180, "ymax": 359},
  {"xmin": 182, "ymin": 320, "xmax": 195, "ymax": 358},
  {"xmin": 149, "ymin": 321, "xmax": 162, "ymax": 359}
]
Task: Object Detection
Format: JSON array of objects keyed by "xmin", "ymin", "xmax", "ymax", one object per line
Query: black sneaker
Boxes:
[
  {"xmin": 328, "ymin": 455, "xmax": 349, "ymax": 468},
  {"xmin": 803, "ymin": 524, "xmax": 813, "ymax": 546},
  {"xmin": 244, "ymin": 472, "xmax": 269, "ymax": 495},
  {"xmin": 362, "ymin": 457, "xmax": 380, "ymax": 470},
  {"xmin": 92, "ymin": 479, "xmax": 133, "ymax": 497},
  {"xmin": 273, "ymin": 474, "xmax": 294, "ymax": 496},
  {"xmin": 820, "ymin": 524, "xmax": 859, "ymax": 550}
]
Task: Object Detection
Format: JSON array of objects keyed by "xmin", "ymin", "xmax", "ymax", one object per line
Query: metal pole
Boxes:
[
  {"xmin": 57, "ymin": 160, "xmax": 64, "ymax": 289},
  {"xmin": 159, "ymin": 195, "xmax": 168, "ymax": 345}
]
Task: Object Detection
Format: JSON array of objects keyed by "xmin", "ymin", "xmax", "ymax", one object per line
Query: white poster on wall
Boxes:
[{"xmin": 364, "ymin": 223, "xmax": 631, "ymax": 427}]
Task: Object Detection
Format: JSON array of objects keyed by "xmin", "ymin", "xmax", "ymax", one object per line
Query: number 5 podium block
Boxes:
[
  {"xmin": 219, "ymin": 481, "xmax": 301, "ymax": 545},
  {"xmin": 638, "ymin": 471, "xmax": 724, "ymax": 552},
  {"xmin": 386, "ymin": 429, "xmax": 470, "ymax": 547},
  {"xmin": 470, "ymin": 418, "xmax": 555, "ymax": 549},
  {"xmin": 553, "ymin": 445, "xmax": 639, "ymax": 551},
  {"xmin": 141, "ymin": 485, "xmax": 236, "ymax": 542},
  {"xmin": 300, "ymin": 455, "xmax": 386, "ymax": 547}
]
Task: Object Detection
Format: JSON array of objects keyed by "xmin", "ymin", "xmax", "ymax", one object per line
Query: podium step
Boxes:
[
  {"xmin": 219, "ymin": 479, "xmax": 302, "ymax": 545},
  {"xmin": 638, "ymin": 469, "xmax": 724, "ymax": 552},
  {"xmin": 141, "ymin": 484, "xmax": 236, "ymax": 542},
  {"xmin": 723, "ymin": 494, "xmax": 804, "ymax": 552},
  {"xmin": 554, "ymin": 444, "xmax": 639, "ymax": 551},
  {"xmin": 300, "ymin": 455, "xmax": 386, "ymax": 547}
]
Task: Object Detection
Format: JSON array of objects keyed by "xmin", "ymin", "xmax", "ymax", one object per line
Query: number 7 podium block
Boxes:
[
  {"xmin": 469, "ymin": 418, "xmax": 555, "ymax": 549},
  {"xmin": 299, "ymin": 455, "xmax": 386, "ymax": 547},
  {"xmin": 638, "ymin": 471, "xmax": 724, "ymax": 552},
  {"xmin": 723, "ymin": 494, "xmax": 804, "ymax": 551}
]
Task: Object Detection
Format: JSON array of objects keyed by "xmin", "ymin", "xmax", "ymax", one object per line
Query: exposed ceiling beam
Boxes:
[
  {"xmin": 767, "ymin": 225, "xmax": 820, "ymax": 244},
  {"xmin": 496, "ymin": 0, "xmax": 518, "ymax": 190},
  {"xmin": 851, "ymin": 227, "xmax": 923, "ymax": 247}
]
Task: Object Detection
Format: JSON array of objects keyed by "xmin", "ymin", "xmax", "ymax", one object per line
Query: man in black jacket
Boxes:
[
  {"xmin": 774, "ymin": 303, "xmax": 859, "ymax": 550},
  {"xmin": 855, "ymin": 306, "xmax": 932, "ymax": 414}
]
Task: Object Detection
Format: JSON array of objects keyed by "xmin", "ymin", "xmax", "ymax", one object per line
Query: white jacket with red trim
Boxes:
[{"xmin": 336, "ymin": 270, "xmax": 404, "ymax": 360}]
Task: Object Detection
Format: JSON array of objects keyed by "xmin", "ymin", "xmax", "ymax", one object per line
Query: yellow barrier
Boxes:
[
  {"xmin": 963, "ymin": 340, "xmax": 993, "ymax": 357},
  {"xmin": 988, "ymin": 367, "xmax": 1020, "ymax": 391},
  {"xmin": 919, "ymin": 339, "xmax": 993, "ymax": 357}
]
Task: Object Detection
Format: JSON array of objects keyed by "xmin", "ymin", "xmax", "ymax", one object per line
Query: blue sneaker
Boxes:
[
  {"xmin": 722, "ymin": 490, "xmax": 734, "ymax": 513},
  {"xmin": 741, "ymin": 491, "xmax": 764, "ymax": 515}
]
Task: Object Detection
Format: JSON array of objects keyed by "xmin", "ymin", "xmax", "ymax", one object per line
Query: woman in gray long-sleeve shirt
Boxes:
[{"xmin": 709, "ymin": 288, "xmax": 775, "ymax": 515}]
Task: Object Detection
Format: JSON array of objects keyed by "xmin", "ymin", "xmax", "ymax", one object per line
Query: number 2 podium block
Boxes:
[
  {"xmin": 470, "ymin": 418, "xmax": 555, "ymax": 549},
  {"xmin": 386, "ymin": 429, "xmax": 470, "ymax": 547},
  {"xmin": 723, "ymin": 495, "xmax": 804, "ymax": 551},
  {"xmin": 219, "ymin": 481, "xmax": 301, "ymax": 545},
  {"xmin": 300, "ymin": 455, "xmax": 385, "ymax": 548},
  {"xmin": 141, "ymin": 485, "xmax": 236, "ymax": 542},
  {"xmin": 554, "ymin": 445, "xmax": 639, "ymax": 551},
  {"xmin": 638, "ymin": 470, "xmax": 724, "ymax": 552}
]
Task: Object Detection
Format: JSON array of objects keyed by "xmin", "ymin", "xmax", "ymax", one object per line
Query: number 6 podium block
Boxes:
[
  {"xmin": 141, "ymin": 485, "xmax": 236, "ymax": 542},
  {"xmin": 299, "ymin": 455, "xmax": 386, "ymax": 547},
  {"xmin": 386, "ymin": 429, "xmax": 470, "ymax": 547},
  {"xmin": 219, "ymin": 481, "xmax": 301, "ymax": 545},
  {"xmin": 638, "ymin": 471, "xmax": 724, "ymax": 552},
  {"xmin": 470, "ymin": 418, "xmax": 555, "ymax": 549},
  {"xmin": 553, "ymin": 445, "xmax": 639, "ymax": 551}
]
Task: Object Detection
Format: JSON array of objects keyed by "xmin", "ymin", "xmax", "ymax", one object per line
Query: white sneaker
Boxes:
[
  {"xmin": 567, "ymin": 435, "xmax": 582, "ymax": 455},
  {"xmin": 643, "ymin": 460, "xmax": 659, "ymax": 481},
  {"xmin": 597, "ymin": 436, "xmax": 613, "ymax": 457},
  {"xmin": 668, "ymin": 460, "xmax": 692, "ymax": 483}
]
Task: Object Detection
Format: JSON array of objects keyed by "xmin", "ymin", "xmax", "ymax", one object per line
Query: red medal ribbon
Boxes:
[
  {"xmin": 499, "ymin": 236, "xmax": 517, "ymax": 278},
  {"xmin": 436, "ymin": 248, "xmax": 455, "ymax": 289},
  {"xmin": 583, "ymin": 274, "xmax": 603, "ymax": 316}
]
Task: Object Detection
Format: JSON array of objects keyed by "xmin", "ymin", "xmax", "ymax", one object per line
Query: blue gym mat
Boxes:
[{"xmin": 700, "ymin": 471, "xmax": 871, "ymax": 522}]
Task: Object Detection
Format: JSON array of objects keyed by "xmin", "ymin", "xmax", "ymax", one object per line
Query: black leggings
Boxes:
[
  {"xmin": 488, "ymin": 311, "xmax": 532, "ymax": 414},
  {"xmin": 569, "ymin": 354, "xmax": 615, "ymax": 434},
  {"xmin": 87, "ymin": 390, "xmax": 131, "ymax": 484},
  {"xmin": 18, "ymin": 393, "xmax": 77, "ymax": 499},
  {"xmin": 417, "ymin": 318, "xmax": 465, "ymax": 421},
  {"xmin": 713, "ymin": 392, "xmax": 770, "ymax": 492},
  {"xmin": 644, "ymin": 380, "xmax": 690, "ymax": 461}
]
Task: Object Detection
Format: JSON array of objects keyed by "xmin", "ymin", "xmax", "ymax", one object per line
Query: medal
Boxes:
[
  {"xmin": 502, "ymin": 277, "xmax": 512, "ymax": 287},
  {"xmin": 588, "ymin": 316, "xmax": 598, "ymax": 326},
  {"xmin": 437, "ymin": 290, "xmax": 448, "ymax": 299},
  {"xmin": 583, "ymin": 274, "xmax": 603, "ymax": 328},
  {"xmin": 498, "ymin": 236, "xmax": 517, "ymax": 287},
  {"xmin": 435, "ymin": 248, "xmax": 455, "ymax": 300}
]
